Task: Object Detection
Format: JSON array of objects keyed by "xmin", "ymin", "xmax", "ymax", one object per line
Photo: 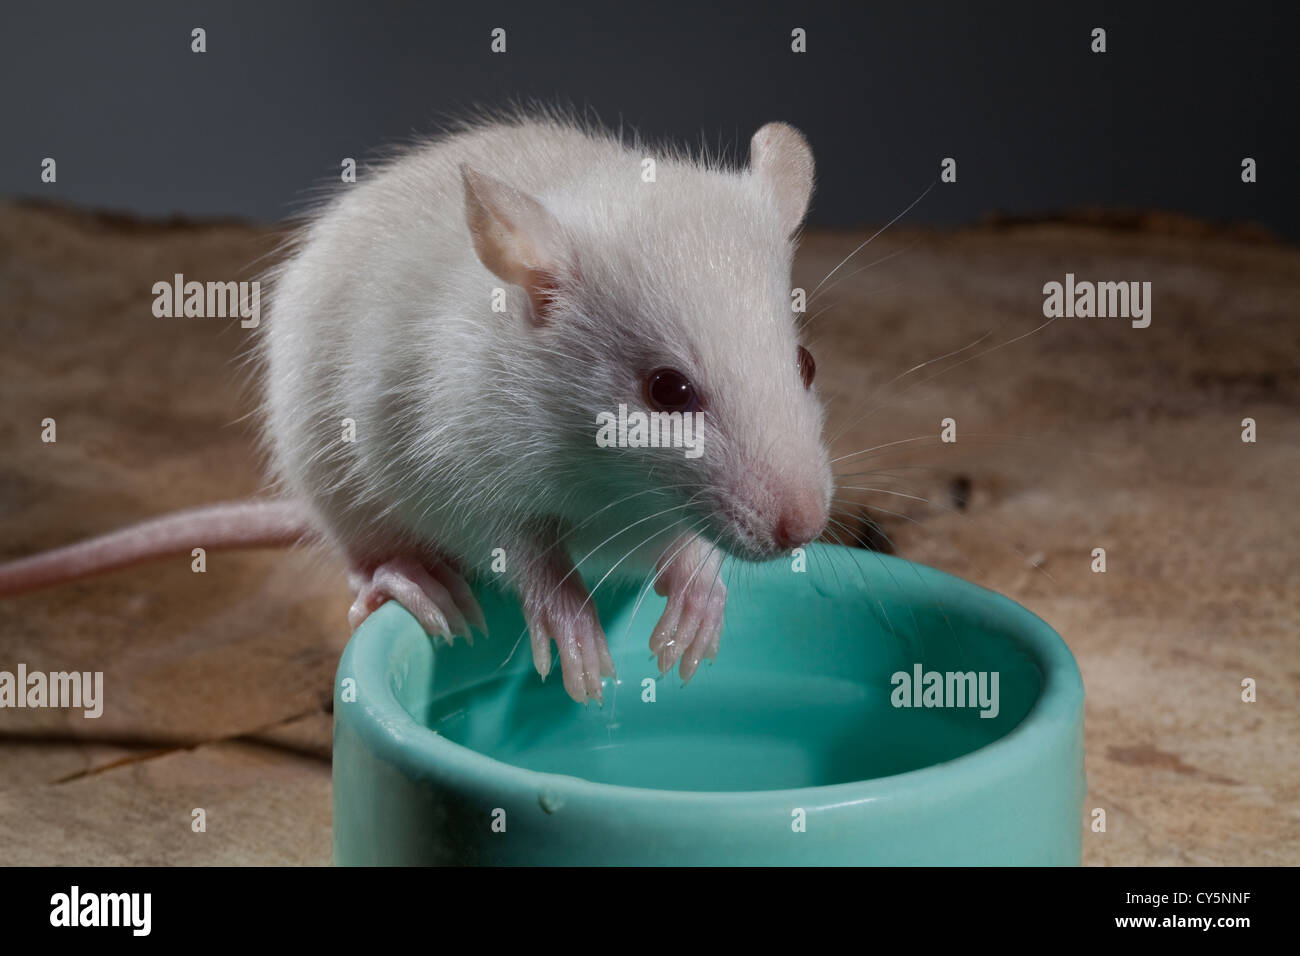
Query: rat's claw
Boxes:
[
  {"xmin": 575, "ymin": 621, "xmax": 603, "ymax": 703},
  {"xmin": 650, "ymin": 539, "xmax": 728, "ymax": 683},
  {"xmin": 530, "ymin": 626, "xmax": 552, "ymax": 681},
  {"xmin": 679, "ymin": 592, "xmax": 725, "ymax": 683},
  {"xmin": 658, "ymin": 586, "xmax": 707, "ymax": 676},
  {"xmin": 348, "ymin": 556, "xmax": 478, "ymax": 646},
  {"xmin": 430, "ymin": 561, "xmax": 489, "ymax": 639},
  {"xmin": 596, "ymin": 635, "xmax": 616, "ymax": 677},
  {"xmin": 649, "ymin": 598, "xmax": 686, "ymax": 672},
  {"xmin": 555, "ymin": 622, "xmax": 589, "ymax": 703},
  {"xmin": 523, "ymin": 580, "xmax": 614, "ymax": 705}
]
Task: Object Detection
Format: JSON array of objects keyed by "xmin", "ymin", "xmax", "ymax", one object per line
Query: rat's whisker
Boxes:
[
  {"xmin": 810, "ymin": 181, "xmax": 936, "ymax": 298},
  {"xmin": 832, "ymin": 431, "xmax": 1052, "ymax": 468},
  {"xmin": 821, "ymin": 522, "xmax": 905, "ymax": 649},
  {"xmin": 577, "ymin": 513, "xmax": 703, "ymax": 619},
  {"xmin": 804, "ymin": 237, "xmax": 921, "ymax": 317},
  {"xmin": 826, "ymin": 516, "xmax": 930, "ymax": 641},
  {"xmin": 831, "ymin": 433, "xmax": 947, "ymax": 466},
  {"xmin": 842, "ymin": 316, "xmax": 1063, "ymax": 444},
  {"xmin": 498, "ymin": 498, "xmax": 705, "ymax": 673},
  {"xmin": 803, "ymin": 280, "xmax": 907, "ymax": 354},
  {"xmin": 826, "ymin": 330, "xmax": 993, "ymax": 444},
  {"xmin": 826, "ymin": 514, "xmax": 965, "ymax": 659},
  {"xmin": 615, "ymin": 517, "xmax": 715, "ymax": 671},
  {"xmin": 554, "ymin": 483, "xmax": 704, "ymax": 548},
  {"xmin": 834, "ymin": 485, "xmax": 1057, "ymax": 585}
]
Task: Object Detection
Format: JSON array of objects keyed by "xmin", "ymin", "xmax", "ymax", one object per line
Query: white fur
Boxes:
[{"xmin": 259, "ymin": 112, "xmax": 831, "ymax": 590}]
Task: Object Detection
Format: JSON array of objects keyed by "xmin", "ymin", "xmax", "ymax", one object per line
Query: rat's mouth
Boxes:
[
  {"xmin": 706, "ymin": 509, "xmax": 789, "ymax": 563},
  {"xmin": 714, "ymin": 534, "xmax": 777, "ymax": 563},
  {"xmin": 699, "ymin": 463, "xmax": 832, "ymax": 561},
  {"xmin": 704, "ymin": 493, "xmax": 828, "ymax": 563}
]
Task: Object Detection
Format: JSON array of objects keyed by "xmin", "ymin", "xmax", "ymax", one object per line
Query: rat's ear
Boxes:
[
  {"xmin": 749, "ymin": 122, "xmax": 815, "ymax": 235},
  {"xmin": 461, "ymin": 164, "xmax": 565, "ymax": 326}
]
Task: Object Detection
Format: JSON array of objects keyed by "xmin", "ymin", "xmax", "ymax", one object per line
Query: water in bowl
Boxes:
[{"xmin": 400, "ymin": 555, "xmax": 1042, "ymax": 793}]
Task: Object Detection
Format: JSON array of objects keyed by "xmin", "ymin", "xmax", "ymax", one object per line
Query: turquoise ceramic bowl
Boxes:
[{"xmin": 333, "ymin": 544, "xmax": 1084, "ymax": 865}]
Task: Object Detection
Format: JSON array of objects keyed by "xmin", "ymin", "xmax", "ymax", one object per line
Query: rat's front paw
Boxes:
[
  {"xmin": 650, "ymin": 540, "xmax": 727, "ymax": 682},
  {"xmin": 348, "ymin": 556, "xmax": 487, "ymax": 645},
  {"xmin": 522, "ymin": 576, "xmax": 616, "ymax": 705}
]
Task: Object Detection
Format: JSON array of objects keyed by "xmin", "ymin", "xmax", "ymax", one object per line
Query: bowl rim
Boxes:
[{"xmin": 335, "ymin": 545, "xmax": 1084, "ymax": 810}]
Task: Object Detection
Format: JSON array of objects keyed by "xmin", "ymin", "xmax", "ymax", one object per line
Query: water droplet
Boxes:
[{"xmin": 538, "ymin": 790, "xmax": 564, "ymax": 815}]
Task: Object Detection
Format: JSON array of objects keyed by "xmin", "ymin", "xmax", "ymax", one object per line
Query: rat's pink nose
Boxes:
[{"xmin": 774, "ymin": 492, "xmax": 827, "ymax": 550}]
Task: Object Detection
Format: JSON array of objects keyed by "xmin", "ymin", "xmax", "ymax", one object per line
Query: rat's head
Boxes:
[{"xmin": 462, "ymin": 121, "xmax": 831, "ymax": 561}]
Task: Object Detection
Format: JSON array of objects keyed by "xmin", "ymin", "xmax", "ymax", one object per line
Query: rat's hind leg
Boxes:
[
  {"xmin": 348, "ymin": 556, "xmax": 487, "ymax": 644},
  {"xmin": 649, "ymin": 537, "xmax": 727, "ymax": 683},
  {"xmin": 515, "ymin": 537, "xmax": 616, "ymax": 705}
]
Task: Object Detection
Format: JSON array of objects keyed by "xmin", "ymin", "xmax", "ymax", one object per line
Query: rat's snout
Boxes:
[
  {"xmin": 773, "ymin": 486, "xmax": 828, "ymax": 550},
  {"xmin": 716, "ymin": 431, "xmax": 832, "ymax": 560}
]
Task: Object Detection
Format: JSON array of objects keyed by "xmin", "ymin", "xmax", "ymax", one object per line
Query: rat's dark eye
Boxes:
[
  {"xmin": 797, "ymin": 346, "xmax": 815, "ymax": 389},
  {"xmin": 644, "ymin": 368, "xmax": 699, "ymax": 413}
]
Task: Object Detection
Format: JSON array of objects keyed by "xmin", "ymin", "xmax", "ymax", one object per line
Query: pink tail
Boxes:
[{"xmin": 0, "ymin": 499, "xmax": 318, "ymax": 597}]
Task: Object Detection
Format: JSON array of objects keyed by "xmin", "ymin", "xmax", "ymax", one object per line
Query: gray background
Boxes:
[{"xmin": 2, "ymin": 0, "xmax": 1295, "ymax": 236}]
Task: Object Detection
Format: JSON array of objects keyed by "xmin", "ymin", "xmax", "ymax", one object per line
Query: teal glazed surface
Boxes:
[{"xmin": 333, "ymin": 544, "xmax": 1085, "ymax": 865}]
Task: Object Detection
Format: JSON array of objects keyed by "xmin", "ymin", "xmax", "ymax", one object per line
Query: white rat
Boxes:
[{"xmin": 0, "ymin": 113, "xmax": 832, "ymax": 704}]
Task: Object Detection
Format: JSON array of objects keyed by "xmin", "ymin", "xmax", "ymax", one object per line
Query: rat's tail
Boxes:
[{"xmin": 0, "ymin": 499, "xmax": 319, "ymax": 597}]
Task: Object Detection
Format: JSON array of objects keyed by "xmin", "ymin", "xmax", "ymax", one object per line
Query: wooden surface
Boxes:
[{"xmin": 1, "ymin": 201, "xmax": 1296, "ymax": 865}]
